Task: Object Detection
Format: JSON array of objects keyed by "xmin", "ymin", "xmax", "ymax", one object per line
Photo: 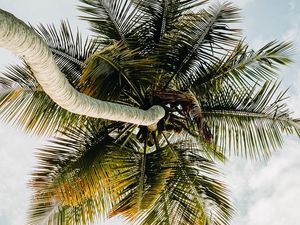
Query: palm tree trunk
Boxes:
[{"xmin": 0, "ymin": 9, "xmax": 165, "ymax": 126}]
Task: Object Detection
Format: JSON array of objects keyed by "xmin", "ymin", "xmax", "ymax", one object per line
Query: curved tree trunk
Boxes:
[{"xmin": 0, "ymin": 9, "xmax": 165, "ymax": 126}]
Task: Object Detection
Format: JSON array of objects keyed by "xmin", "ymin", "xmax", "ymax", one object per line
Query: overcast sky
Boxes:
[{"xmin": 0, "ymin": 0, "xmax": 300, "ymax": 225}]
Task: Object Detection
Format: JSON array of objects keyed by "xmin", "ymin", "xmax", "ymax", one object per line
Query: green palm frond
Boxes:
[
  {"xmin": 192, "ymin": 41, "xmax": 293, "ymax": 94},
  {"xmin": 131, "ymin": 0, "xmax": 208, "ymax": 52},
  {"xmin": 79, "ymin": 0, "xmax": 142, "ymax": 45},
  {"xmin": 29, "ymin": 121, "xmax": 230, "ymax": 224},
  {"xmin": 134, "ymin": 140, "xmax": 234, "ymax": 225},
  {"xmin": 29, "ymin": 122, "xmax": 173, "ymax": 224},
  {"xmin": 202, "ymin": 82, "xmax": 300, "ymax": 159},
  {"xmin": 28, "ymin": 195, "xmax": 108, "ymax": 225},
  {"xmin": 79, "ymin": 42, "xmax": 156, "ymax": 103},
  {"xmin": 34, "ymin": 21, "xmax": 98, "ymax": 85},
  {"xmin": 109, "ymin": 141, "xmax": 176, "ymax": 220},
  {"xmin": 157, "ymin": 2, "xmax": 241, "ymax": 88},
  {"xmin": 29, "ymin": 123, "xmax": 118, "ymax": 224},
  {"xmin": 135, "ymin": 0, "xmax": 208, "ymax": 25}
]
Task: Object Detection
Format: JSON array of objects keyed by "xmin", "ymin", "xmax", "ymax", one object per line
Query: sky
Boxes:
[{"xmin": 0, "ymin": 0, "xmax": 300, "ymax": 225}]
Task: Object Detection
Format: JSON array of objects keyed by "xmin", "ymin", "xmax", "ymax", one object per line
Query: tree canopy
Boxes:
[{"xmin": 0, "ymin": 1, "xmax": 299, "ymax": 224}]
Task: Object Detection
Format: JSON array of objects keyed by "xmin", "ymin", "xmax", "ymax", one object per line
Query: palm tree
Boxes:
[{"xmin": 0, "ymin": 0, "xmax": 299, "ymax": 224}]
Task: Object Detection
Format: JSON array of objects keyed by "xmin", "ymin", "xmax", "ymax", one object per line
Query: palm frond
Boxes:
[
  {"xmin": 34, "ymin": 21, "xmax": 98, "ymax": 85},
  {"xmin": 192, "ymin": 41, "xmax": 293, "ymax": 94},
  {"xmin": 202, "ymin": 82, "xmax": 300, "ymax": 159},
  {"xmin": 28, "ymin": 123, "xmax": 119, "ymax": 224},
  {"xmin": 79, "ymin": 0, "xmax": 142, "ymax": 45},
  {"xmin": 132, "ymin": 0, "xmax": 208, "ymax": 52},
  {"xmin": 28, "ymin": 196, "xmax": 108, "ymax": 225},
  {"xmin": 109, "ymin": 142, "xmax": 176, "ymax": 220},
  {"xmin": 134, "ymin": 140, "xmax": 234, "ymax": 225},
  {"xmin": 29, "ymin": 122, "xmax": 173, "ymax": 224},
  {"xmin": 156, "ymin": 2, "xmax": 241, "ymax": 88},
  {"xmin": 135, "ymin": 0, "xmax": 208, "ymax": 25},
  {"xmin": 79, "ymin": 42, "xmax": 157, "ymax": 103},
  {"xmin": 30, "ymin": 130, "xmax": 233, "ymax": 225}
]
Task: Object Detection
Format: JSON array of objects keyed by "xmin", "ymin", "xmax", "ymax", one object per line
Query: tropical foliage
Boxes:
[{"xmin": 0, "ymin": 0, "xmax": 299, "ymax": 224}]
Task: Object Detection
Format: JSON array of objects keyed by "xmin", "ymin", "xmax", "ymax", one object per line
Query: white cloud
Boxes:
[
  {"xmin": 223, "ymin": 139, "xmax": 300, "ymax": 225},
  {"xmin": 0, "ymin": 123, "xmax": 43, "ymax": 225},
  {"xmin": 289, "ymin": 0, "xmax": 297, "ymax": 11}
]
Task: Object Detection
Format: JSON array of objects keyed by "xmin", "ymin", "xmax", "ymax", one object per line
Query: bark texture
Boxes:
[{"xmin": 0, "ymin": 9, "xmax": 165, "ymax": 126}]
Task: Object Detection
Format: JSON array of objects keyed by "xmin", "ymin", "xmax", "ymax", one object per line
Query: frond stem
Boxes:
[
  {"xmin": 164, "ymin": 5, "xmax": 224, "ymax": 89},
  {"xmin": 162, "ymin": 132, "xmax": 206, "ymax": 219},
  {"xmin": 138, "ymin": 131, "xmax": 148, "ymax": 210},
  {"xmin": 99, "ymin": 0, "xmax": 127, "ymax": 44}
]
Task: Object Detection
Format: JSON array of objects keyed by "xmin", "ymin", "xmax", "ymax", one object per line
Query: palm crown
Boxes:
[{"xmin": 0, "ymin": 0, "xmax": 299, "ymax": 225}]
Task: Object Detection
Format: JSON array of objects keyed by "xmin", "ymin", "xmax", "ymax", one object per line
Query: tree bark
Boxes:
[{"xmin": 0, "ymin": 9, "xmax": 165, "ymax": 126}]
